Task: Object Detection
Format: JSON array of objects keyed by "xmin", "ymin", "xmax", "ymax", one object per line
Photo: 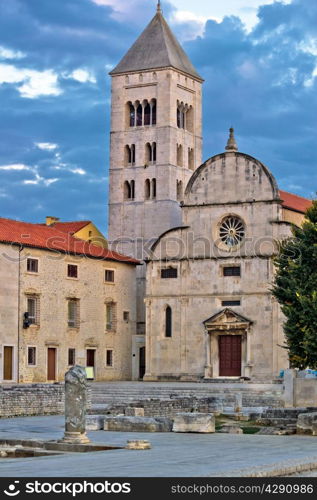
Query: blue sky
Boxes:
[{"xmin": 0, "ymin": 0, "xmax": 316, "ymax": 235}]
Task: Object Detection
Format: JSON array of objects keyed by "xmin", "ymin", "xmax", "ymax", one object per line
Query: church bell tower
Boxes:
[{"xmin": 108, "ymin": 2, "xmax": 203, "ymax": 346}]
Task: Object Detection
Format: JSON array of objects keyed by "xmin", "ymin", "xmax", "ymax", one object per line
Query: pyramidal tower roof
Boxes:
[{"xmin": 110, "ymin": 3, "xmax": 203, "ymax": 81}]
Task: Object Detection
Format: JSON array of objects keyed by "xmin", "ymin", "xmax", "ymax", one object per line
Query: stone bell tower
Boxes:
[{"xmin": 108, "ymin": 1, "xmax": 203, "ymax": 360}]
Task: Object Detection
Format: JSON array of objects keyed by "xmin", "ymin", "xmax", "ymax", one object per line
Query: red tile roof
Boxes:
[
  {"xmin": 0, "ymin": 218, "xmax": 139, "ymax": 265},
  {"xmin": 50, "ymin": 221, "xmax": 91, "ymax": 234},
  {"xmin": 279, "ymin": 190, "xmax": 313, "ymax": 214}
]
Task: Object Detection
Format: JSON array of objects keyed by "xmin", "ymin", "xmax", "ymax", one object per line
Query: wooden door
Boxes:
[
  {"xmin": 47, "ymin": 348, "xmax": 56, "ymax": 381},
  {"xmin": 139, "ymin": 346, "xmax": 146, "ymax": 380},
  {"xmin": 86, "ymin": 349, "xmax": 95, "ymax": 367},
  {"xmin": 3, "ymin": 346, "xmax": 13, "ymax": 380},
  {"xmin": 219, "ymin": 335, "xmax": 242, "ymax": 376}
]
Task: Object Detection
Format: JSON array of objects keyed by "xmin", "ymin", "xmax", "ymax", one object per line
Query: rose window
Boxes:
[{"xmin": 219, "ymin": 216, "xmax": 245, "ymax": 248}]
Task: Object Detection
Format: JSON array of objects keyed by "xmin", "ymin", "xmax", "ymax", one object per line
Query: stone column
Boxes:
[
  {"xmin": 204, "ymin": 330, "xmax": 212, "ymax": 378},
  {"xmin": 283, "ymin": 369, "xmax": 296, "ymax": 408},
  {"xmin": 62, "ymin": 365, "xmax": 90, "ymax": 444}
]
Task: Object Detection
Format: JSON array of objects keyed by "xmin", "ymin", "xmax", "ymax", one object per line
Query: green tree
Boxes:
[{"xmin": 272, "ymin": 198, "xmax": 317, "ymax": 369}]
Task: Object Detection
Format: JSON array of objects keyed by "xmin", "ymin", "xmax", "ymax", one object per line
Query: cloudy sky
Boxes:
[{"xmin": 0, "ymin": 0, "xmax": 316, "ymax": 235}]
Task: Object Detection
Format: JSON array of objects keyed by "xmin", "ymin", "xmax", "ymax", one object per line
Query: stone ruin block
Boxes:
[
  {"xmin": 125, "ymin": 407, "xmax": 145, "ymax": 417},
  {"xmin": 86, "ymin": 415, "xmax": 105, "ymax": 431},
  {"xmin": 103, "ymin": 416, "xmax": 173, "ymax": 432},
  {"xmin": 172, "ymin": 413, "xmax": 215, "ymax": 433},
  {"xmin": 297, "ymin": 412, "xmax": 317, "ymax": 435}
]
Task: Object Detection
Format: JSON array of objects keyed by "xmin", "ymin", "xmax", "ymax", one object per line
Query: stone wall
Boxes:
[
  {"xmin": 0, "ymin": 383, "xmax": 65, "ymax": 418},
  {"xmin": 89, "ymin": 395, "xmax": 282, "ymax": 418},
  {"xmin": 283, "ymin": 369, "xmax": 317, "ymax": 407}
]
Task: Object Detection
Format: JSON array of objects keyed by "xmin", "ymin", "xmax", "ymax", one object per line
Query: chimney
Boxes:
[{"xmin": 46, "ymin": 216, "xmax": 60, "ymax": 226}]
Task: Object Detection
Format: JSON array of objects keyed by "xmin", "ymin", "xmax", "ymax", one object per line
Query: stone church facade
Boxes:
[{"xmin": 108, "ymin": 3, "xmax": 312, "ymax": 381}]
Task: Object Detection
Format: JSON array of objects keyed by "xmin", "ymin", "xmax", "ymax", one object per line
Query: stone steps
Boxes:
[{"xmin": 88, "ymin": 383, "xmax": 284, "ymax": 417}]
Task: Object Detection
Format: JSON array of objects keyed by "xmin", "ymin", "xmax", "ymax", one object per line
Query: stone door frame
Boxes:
[{"xmin": 203, "ymin": 309, "xmax": 252, "ymax": 379}]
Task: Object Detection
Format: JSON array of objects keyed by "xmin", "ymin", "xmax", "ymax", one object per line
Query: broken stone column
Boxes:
[
  {"xmin": 62, "ymin": 365, "xmax": 90, "ymax": 444},
  {"xmin": 234, "ymin": 393, "xmax": 243, "ymax": 413}
]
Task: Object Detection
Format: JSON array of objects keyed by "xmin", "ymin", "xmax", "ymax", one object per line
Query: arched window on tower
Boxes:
[
  {"xmin": 124, "ymin": 145, "xmax": 132, "ymax": 166},
  {"xmin": 124, "ymin": 181, "xmax": 132, "ymax": 200},
  {"xmin": 151, "ymin": 178, "xmax": 156, "ymax": 199},
  {"xmin": 136, "ymin": 103, "xmax": 143, "ymax": 127},
  {"xmin": 130, "ymin": 180, "xmax": 135, "ymax": 199},
  {"xmin": 145, "ymin": 179, "xmax": 151, "ymax": 200},
  {"xmin": 152, "ymin": 142, "xmax": 156, "ymax": 163},
  {"xmin": 165, "ymin": 306, "xmax": 172, "ymax": 338},
  {"xmin": 186, "ymin": 106, "xmax": 194, "ymax": 133},
  {"xmin": 177, "ymin": 144, "xmax": 183, "ymax": 167},
  {"xmin": 128, "ymin": 102, "xmax": 135, "ymax": 127},
  {"xmin": 151, "ymin": 99, "xmax": 157, "ymax": 125},
  {"xmin": 188, "ymin": 148, "xmax": 194, "ymax": 170},
  {"xmin": 131, "ymin": 144, "xmax": 136, "ymax": 164},
  {"xmin": 144, "ymin": 101, "xmax": 151, "ymax": 126},
  {"xmin": 177, "ymin": 107, "xmax": 181, "ymax": 128},
  {"xmin": 177, "ymin": 180, "xmax": 183, "ymax": 201},
  {"xmin": 145, "ymin": 143, "xmax": 152, "ymax": 164}
]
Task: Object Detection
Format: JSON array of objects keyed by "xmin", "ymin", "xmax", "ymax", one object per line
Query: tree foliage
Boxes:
[{"xmin": 272, "ymin": 198, "xmax": 317, "ymax": 369}]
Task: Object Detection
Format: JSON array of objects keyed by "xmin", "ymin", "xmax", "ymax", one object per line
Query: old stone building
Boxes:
[
  {"xmin": 107, "ymin": 3, "xmax": 312, "ymax": 382},
  {"xmin": 144, "ymin": 133, "xmax": 312, "ymax": 382},
  {"xmin": 0, "ymin": 217, "xmax": 138, "ymax": 383}
]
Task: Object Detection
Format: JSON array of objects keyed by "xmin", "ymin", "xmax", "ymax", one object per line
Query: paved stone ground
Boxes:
[{"xmin": 0, "ymin": 416, "xmax": 317, "ymax": 477}]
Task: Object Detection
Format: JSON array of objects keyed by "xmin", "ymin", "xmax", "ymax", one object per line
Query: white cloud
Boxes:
[
  {"xmin": 0, "ymin": 46, "xmax": 25, "ymax": 60},
  {"xmin": 70, "ymin": 168, "xmax": 86, "ymax": 175},
  {"xmin": 0, "ymin": 64, "xmax": 62, "ymax": 98},
  {"xmin": 304, "ymin": 66, "xmax": 317, "ymax": 88},
  {"xmin": 36, "ymin": 142, "xmax": 59, "ymax": 151},
  {"xmin": 23, "ymin": 174, "xmax": 59, "ymax": 187},
  {"xmin": 18, "ymin": 69, "xmax": 61, "ymax": 99},
  {"xmin": 0, "ymin": 162, "xmax": 59, "ymax": 187},
  {"xmin": 65, "ymin": 69, "xmax": 96, "ymax": 84},
  {"xmin": 0, "ymin": 163, "xmax": 31, "ymax": 171}
]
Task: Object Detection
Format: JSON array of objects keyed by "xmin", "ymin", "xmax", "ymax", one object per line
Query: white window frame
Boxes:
[
  {"xmin": 26, "ymin": 295, "xmax": 40, "ymax": 326},
  {"xmin": 104, "ymin": 268, "xmax": 115, "ymax": 284},
  {"xmin": 26, "ymin": 258, "xmax": 39, "ymax": 274},
  {"xmin": 27, "ymin": 346, "xmax": 37, "ymax": 367},
  {"xmin": 68, "ymin": 299, "xmax": 79, "ymax": 328}
]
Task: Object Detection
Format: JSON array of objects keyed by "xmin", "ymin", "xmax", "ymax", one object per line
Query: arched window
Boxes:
[
  {"xmin": 182, "ymin": 110, "xmax": 186, "ymax": 129},
  {"xmin": 177, "ymin": 108, "xmax": 181, "ymax": 128},
  {"xmin": 177, "ymin": 144, "xmax": 183, "ymax": 167},
  {"xmin": 165, "ymin": 306, "xmax": 172, "ymax": 338},
  {"xmin": 144, "ymin": 102, "xmax": 151, "ymax": 126},
  {"xmin": 131, "ymin": 144, "xmax": 136, "ymax": 164},
  {"xmin": 136, "ymin": 104, "xmax": 143, "ymax": 127},
  {"xmin": 124, "ymin": 181, "xmax": 131, "ymax": 200},
  {"xmin": 186, "ymin": 106, "xmax": 194, "ymax": 132},
  {"xmin": 130, "ymin": 180, "xmax": 135, "ymax": 199},
  {"xmin": 128, "ymin": 102, "xmax": 135, "ymax": 127},
  {"xmin": 145, "ymin": 143, "xmax": 152, "ymax": 164},
  {"xmin": 124, "ymin": 145, "xmax": 132, "ymax": 166},
  {"xmin": 151, "ymin": 99, "xmax": 157, "ymax": 125},
  {"xmin": 177, "ymin": 180, "xmax": 183, "ymax": 201},
  {"xmin": 151, "ymin": 178, "xmax": 156, "ymax": 199},
  {"xmin": 188, "ymin": 148, "xmax": 194, "ymax": 170},
  {"xmin": 152, "ymin": 142, "xmax": 156, "ymax": 163},
  {"xmin": 145, "ymin": 179, "xmax": 151, "ymax": 200}
]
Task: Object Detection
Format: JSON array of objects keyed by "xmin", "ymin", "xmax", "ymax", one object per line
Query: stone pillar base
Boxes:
[
  {"xmin": 143, "ymin": 374, "xmax": 156, "ymax": 381},
  {"xmin": 61, "ymin": 431, "xmax": 90, "ymax": 444}
]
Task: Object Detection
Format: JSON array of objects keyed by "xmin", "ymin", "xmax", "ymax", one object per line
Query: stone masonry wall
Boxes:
[{"xmin": 0, "ymin": 383, "xmax": 65, "ymax": 418}]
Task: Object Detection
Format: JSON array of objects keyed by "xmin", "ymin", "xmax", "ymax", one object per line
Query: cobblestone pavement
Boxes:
[{"xmin": 0, "ymin": 416, "xmax": 317, "ymax": 477}]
